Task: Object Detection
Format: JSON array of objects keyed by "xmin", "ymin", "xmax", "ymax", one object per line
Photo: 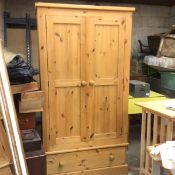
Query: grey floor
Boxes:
[{"xmin": 128, "ymin": 123, "xmax": 141, "ymax": 175}]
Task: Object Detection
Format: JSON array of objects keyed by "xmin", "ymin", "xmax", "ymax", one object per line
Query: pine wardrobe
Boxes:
[{"xmin": 36, "ymin": 3, "xmax": 135, "ymax": 175}]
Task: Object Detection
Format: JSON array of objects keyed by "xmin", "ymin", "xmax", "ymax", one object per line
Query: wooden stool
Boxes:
[{"xmin": 136, "ymin": 100, "xmax": 175, "ymax": 175}]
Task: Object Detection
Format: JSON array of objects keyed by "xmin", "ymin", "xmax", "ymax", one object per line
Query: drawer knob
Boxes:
[
  {"xmin": 81, "ymin": 81, "xmax": 87, "ymax": 86},
  {"xmin": 59, "ymin": 161, "xmax": 64, "ymax": 168},
  {"xmin": 89, "ymin": 80, "xmax": 95, "ymax": 86},
  {"xmin": 109, "ymin": 155, "xmax": 115, "ymax": 161}
]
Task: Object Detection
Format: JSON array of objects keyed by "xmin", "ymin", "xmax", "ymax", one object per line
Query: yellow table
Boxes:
[{"xmin": 128, "ymin": 91, "xmax": 166, "ymax": 114}]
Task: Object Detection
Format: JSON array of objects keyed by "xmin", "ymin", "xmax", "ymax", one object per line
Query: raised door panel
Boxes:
[
  {"xmin": 46, "ymin": 16, "xmax": 86, "ymax": 149},
  {"xmin": 86, "ymin": 16, "xmax": 126, "ymax": 144}
]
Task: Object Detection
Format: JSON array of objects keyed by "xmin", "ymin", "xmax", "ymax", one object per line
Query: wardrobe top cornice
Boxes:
[{"xmin": 35, "ymin": 2, "xmax": 135, "ymax": 12}]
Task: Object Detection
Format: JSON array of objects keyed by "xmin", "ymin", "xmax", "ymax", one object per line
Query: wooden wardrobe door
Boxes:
[
  {"xmin": 46, "ymin": 16, "xmax": 86, "ymax": 149},
  {"xmin": 86, "ymin": 16, "xmax": 126, "ymax": 144}
]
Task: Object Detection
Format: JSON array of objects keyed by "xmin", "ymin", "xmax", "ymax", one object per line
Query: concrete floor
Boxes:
[{"xmin": 128, "ymin": 123, "xmax": 141, "ymax": 175}]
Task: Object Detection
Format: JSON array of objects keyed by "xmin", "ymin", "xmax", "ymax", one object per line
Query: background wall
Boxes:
[
  {"xmin": 4, "ymin": 0, "xmax": 174, "ymax": 65},
  {"xmin": 170, "ymin": 6, "xmax": 175, "ymax": 26},
  {"xmin": 0, "ymin": 0, "xmax": 4, "ymax": 40},
  {"xmin": 4, "ymin": 0, "xmax": 38, "ymax": 69},
  {"xmin": 132, "ymin": 5, "xmax": 171, "ymax": 55}
]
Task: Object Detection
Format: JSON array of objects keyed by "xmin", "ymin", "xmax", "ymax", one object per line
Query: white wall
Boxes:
[
  {"xmin": 4, "ymin": 0, "xmax": 173, "ymax": 56},
  {"xmin": 5, "ymin": 0, "xmax": 35, "ymax": 18},
  {"xmin": 132, "ymin": 5, "xmax": 171, "ymax": 55},
  {"xmin": 5, "ymin": 0, "xmax": 39, "ymax": 69},
  {"xmin": 170, "ymin": 6, "xmax": 175, "ymax": 26}
]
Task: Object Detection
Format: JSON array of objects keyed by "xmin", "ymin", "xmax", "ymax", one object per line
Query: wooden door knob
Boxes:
[
  {"xmin": 81, "ymin": 81, "xmax": 87, "ymax": 86},
  {"xmin": 59, "ymin": 161, "xmax": 64, "ymax": 168},
  {"xmin": 89, "ymin": 80, "xmax": 95, "ymax": 86},
  {"xmin": 109, "ymin": 155, "xmax": 115, "ymax": 161}
]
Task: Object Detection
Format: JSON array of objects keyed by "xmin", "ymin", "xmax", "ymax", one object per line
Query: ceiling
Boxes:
[
  {"xmin": 76, "ymin": 0, "xmax": 175, "ymax": 6},
  {"xmin": 37, "ymin": 0, "xmax": 175, "ymax": 6}
]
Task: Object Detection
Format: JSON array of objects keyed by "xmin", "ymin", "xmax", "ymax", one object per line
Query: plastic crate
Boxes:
[{"xmin": 161, "ymin": 72, "xmax": 175, "ymax": 90}]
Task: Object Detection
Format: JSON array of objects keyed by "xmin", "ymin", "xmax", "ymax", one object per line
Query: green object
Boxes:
[{"xmin": 161, "ymin": 72, "xmax": 175, "ymax": 90}]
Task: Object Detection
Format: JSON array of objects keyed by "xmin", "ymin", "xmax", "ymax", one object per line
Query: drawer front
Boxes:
[
  {"xmin": 18, "ymin": 113, "xmax": 35, "ymax": 130},
  {"xmin": 52, "ymin": 165, "xmax": 128, "ymax": 175},
  {"xmin": 19, "ymin": 90, "xmax": 44, "ymax": 113},
  {"xmin": 47, "ymin": 147, "xmax": 126, "ymax": 174}
]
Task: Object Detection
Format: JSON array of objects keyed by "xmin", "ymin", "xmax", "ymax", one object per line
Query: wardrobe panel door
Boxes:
[
  {"xmin": 46, "ymin": 16, "xmax": 86, "ymax": 148},
  {"xmin": 86, "ymin": 16, "xmax": 126, "ymax": 144}
]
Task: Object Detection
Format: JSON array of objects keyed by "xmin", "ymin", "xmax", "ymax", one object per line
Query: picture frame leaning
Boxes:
[{"xmin": 0, "ymin": 40, "xmax": 28, "ymax": 175}]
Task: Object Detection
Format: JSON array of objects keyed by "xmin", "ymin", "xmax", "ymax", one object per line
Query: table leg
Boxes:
[
  {"xmin": 152, "ymin": 161, "xmax": 161, "ymax": 175},
  {"xmin": 140, "ymin": 110, "xmax": 146, "ymax": 174},
  {"xmin": 145, "ymin": 112, "xmax": 151, "ymax": 172},
  {"xmin": 166, "ymin": 120, "xmax": 173, "ymax": 141},
  {"xmin": 153, "ymin": 114, "xmax": 158, "ymax": 144}
]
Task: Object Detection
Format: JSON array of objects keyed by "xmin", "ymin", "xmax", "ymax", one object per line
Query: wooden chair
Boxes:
[
  {"xmin": 147, "ymin": 146, "xmax": 173, "ymax": 175},
  {"xmin": 136, "ymin": 100, "xmax": 175, "ymax": 175}
]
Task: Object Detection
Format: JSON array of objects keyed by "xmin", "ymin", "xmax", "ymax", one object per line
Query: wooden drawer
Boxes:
[
  {"xmin": 53, "ymin": 165, "xmax": 128, "ymax": 175},
  {"xmin": 19, "ymin": 91, "xmax": 44, "ymax": 113},
  {"xmin": 18, "ymin": 113, "xmax": 35, "ymax": 130},
  {"xmin": 47, "ymin": 146, "xmax": 126, "ymax": 175},
  {"xmin": 11, "ymin": 82, "xmax": 39, "ymax": 95},
  {"xmin": 26, "ymin": 149, "xmax": 46, "ymax": 175}
]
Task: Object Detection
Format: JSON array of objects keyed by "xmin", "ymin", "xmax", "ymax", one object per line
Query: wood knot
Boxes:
[{"xmin": 90, "ymin": 133, "xmax": 94, "ymax": 138}]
